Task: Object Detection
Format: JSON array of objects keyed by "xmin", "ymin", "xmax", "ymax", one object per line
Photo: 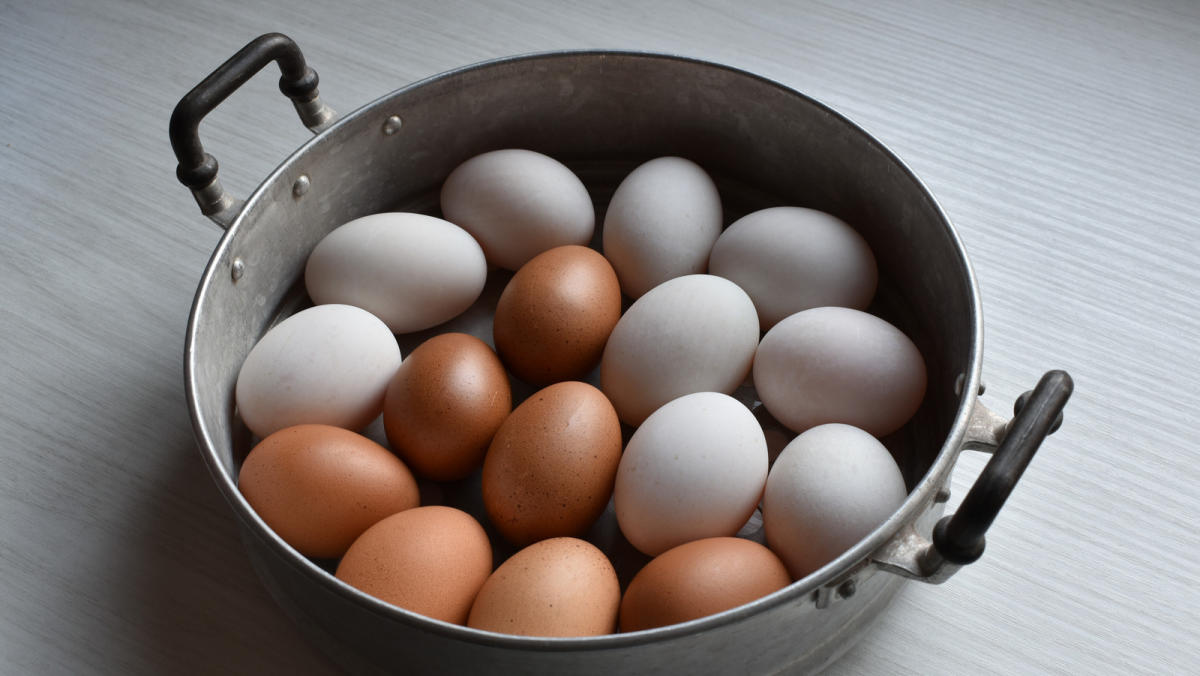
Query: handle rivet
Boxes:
[
  {"xmin": 382, "ymin": 115, "xmax": 403, "ymax": 135},
  {"xmin": 292, "ymin": 174, "xmax": 311, "ymax": 198},
  {"xmin": 231, "ymin": 258, "xmax": 245, "ymax": 282},
  {"xmin": 955, "ymin": 374, "xmax": 986, "ymax": 397},
  {"xmin": 836, "ymin": 580, "xmax": 857, "ymax": 599}
]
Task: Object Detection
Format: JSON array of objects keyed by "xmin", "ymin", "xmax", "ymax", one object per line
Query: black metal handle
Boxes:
[
  {"xmin": 169, "ymin": 33, "xmax": 324, "ymax": 191},
  {"xmin": 932, "ymin": 370, "xmax": 1074, "ymax": 564}
]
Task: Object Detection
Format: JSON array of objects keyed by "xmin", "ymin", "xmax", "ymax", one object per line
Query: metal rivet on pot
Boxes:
[
  {"xmin": 836, "ymin": 580, "xmax": 857, "ymax": 599},
  {"xmin": 231, "ymin": 258, "xmax": 244, "ymax": 282},
  {"xmin": 292, "ymin": 174, "xmax": 311, "ymax": 198},
  {"xmin": 934, "ymin": 487, "xmax": 951, "ymax": 503},
  {"xmin": 955, "ymin": 373, "xmax": 987, "ymax": 397},
  {"xmin": 382, "ymin": 115, "xmax": 403, "ymax": 135}
]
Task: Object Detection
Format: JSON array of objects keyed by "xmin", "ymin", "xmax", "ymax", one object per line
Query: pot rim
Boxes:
[{"xmin": 184, "ymin": 48, "xmax": 983, "ymax": 651}]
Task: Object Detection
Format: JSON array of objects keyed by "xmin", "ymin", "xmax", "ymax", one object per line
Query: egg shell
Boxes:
[
  {"xmin": 614, "ymin": 392, "xmax": 768, "ymax": 556},
  {"xmin": 708, "ymin": 206, "xmax": 878, "ymax": 330},
  {"xmin": 304, "ymin": 212, "xmax": 488, "ymax": 333},
  {"xmin": 235, "ymin": 304, "xmax": 402, "ymax": 438},
  {"xmin": 493, "ymin": 245, "xmax": 622, "ymax": 385},
  {"xmin": 600, "ymin": 274, "xmax": 759, "ymax": 426},
  {"xmin": 601, "ymin": 157, "xmax": 723, "ymax": 299},
  {"xmin": 619, "ymin": 537, "xmax": 791, "ymax": 632},
  {"xmin": 383, "ymin": 333, "xmax": 511, "ymax": 481},
  {"xmin": 237, "ymin": 424, "xmax": 419, "ymax": 559},
  {"xmin": 335, "ymin": 506, "xmax": 492, "ymax": 625},
  {"xmin": 440, "ymin": 149, "xmax": 595, "ymax": 271},
  {"xmin": 753, "ymin": 306, "xmax": 927, "ymax": 436},
  {"xmin": 481, "ymin": 381, "xmax": 623, "ymax": 546},
  {"xmin": 763, "ymin": 424, "xmax": 907, "ymax": 579},
  {"xmin": 468, "ymin": 537, "xmax": 620, "ymax": 637}
]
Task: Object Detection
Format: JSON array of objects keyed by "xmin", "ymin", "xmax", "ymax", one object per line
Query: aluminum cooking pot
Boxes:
[{"xmin": 172, "ymin": 33, "xmax": 1073, "ymax": 675}]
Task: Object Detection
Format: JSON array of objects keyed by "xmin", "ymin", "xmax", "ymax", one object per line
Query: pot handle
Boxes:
[
  {"xmin": 169, "ymin": 32, "xmax": 337, "ymax": 229},
  {"xmin": 871, "ymin": 370, "xmax": 1073, "ymax": 584},
  {"xmin": 933, "ymin": 369, "xmax": 1072, "ymax": 564}
]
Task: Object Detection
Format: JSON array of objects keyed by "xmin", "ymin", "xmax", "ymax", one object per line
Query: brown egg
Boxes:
[
  {"xmin": 383, "ymin": 333, "xmax": 512, "ymax": 481},
  {"xmin": 493, "ymin": 245, "xmax": 622, "ymax": 385},
  {"xmin": 468, "ymin": 537, "xmax": 620, "ymax": 636},
  {"xmin": 335, "ymin": 506, "xmax": 492, "ymax": 624},
  {"xmin": 238, "ymin": 424, "xmax": 419, "ymax": 559},
  {"xmin": 619, "ymin": 537, "xmax": 791, "ymax": 632},
  {"xmin": 482, "ymin": 381, "xmax": 623, "ymax": 546}
]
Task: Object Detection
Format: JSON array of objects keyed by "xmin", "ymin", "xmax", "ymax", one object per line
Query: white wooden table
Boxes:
[{"xmin": 3, "ymin": 0, "xmax": 1197, "ymax": 673}]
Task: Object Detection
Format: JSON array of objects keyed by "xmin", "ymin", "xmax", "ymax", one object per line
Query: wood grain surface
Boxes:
[{"xmin": 2, "ymin": 0, "xmax": 1197, "ymax": 673}]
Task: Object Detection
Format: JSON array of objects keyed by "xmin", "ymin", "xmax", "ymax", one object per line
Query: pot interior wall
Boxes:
[{"xmin": 190, "ymin": 50, "xmax": 973, "ymax": 580}]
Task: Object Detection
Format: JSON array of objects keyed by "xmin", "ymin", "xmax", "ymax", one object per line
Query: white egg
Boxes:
[
  {"xmin": 601, "ymin": 157, "xmax": 722, "ymax": 298},
  {"xmin": 614, "ymin": 392, "xmax": 768, "ymax": 556},
  {"xmin": 600, "ymin": 274, "xmax": 758, "ymax": 426},
  {"xmin": 440, "ymin": 149, "xmax": 594, "ymax": 270},
  {"xmin": 753, "ymin": 307, "xmax": 926, "ymax": 437},
  {"xmin": 304, "ymin": 212, "xmax": 487, "ymax": 333},
  {"xmin": 763, "ymin": 423, "xmax": 907, "ymax": 579},
  {"xmin": 708, "ymin": 206, "xmax": 877, "ymax": 330},
  {"xmin": 234, "ymin": 304, "xmax": 402, "ymax": 438}
]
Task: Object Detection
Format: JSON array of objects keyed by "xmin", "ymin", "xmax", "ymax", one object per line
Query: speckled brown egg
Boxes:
[
  {"xmin": 335, "ymin": 506, "xmax": 492, "ymax": 625},
  {"xmin": 383, "ymin": 333, "xmax": 512, "ymax": 481},
  {"xmin": 619, "ymin": 537, "xmax": 791, "ymax": 632},
  {"xmin": 468, "ymin": 537, "xmax": 620, "ymax": 636},
  {"xmin": 481, "ymin": 381, "xmax": 623, "ymax": 546},
  {"xmin": 238, "ymin": 424, "xmax": 419, "ymax": 559},
  {"xmin": 492, "ymin": 245, "xmax": 622, "ymax": 385}
]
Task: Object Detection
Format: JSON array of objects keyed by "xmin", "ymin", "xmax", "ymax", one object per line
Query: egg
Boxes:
[
  {"xmin": 304, "ymin": 212, "xmax": 488, "ymax": 333},
  {"xmin": 481, "ymin": 381, "xmax": 623, "ymax": 546},
  {"xmin": 235, "ymin": 304, "xmax": 402, "ymax": 438},
  {"xmin": 383, "ymin": 333, "xmax": 511, "ymax": 481},
  {"xmin": 619, "ymin": 537, "xmax": 791, "ymax": 632},
  {"xmin": 614, "ymin": 392, "xmax": 768, "ymax": 556},
  {"xmin": 440, "ymin": 149, "xmax": 595, "ymax": 270},
  {"xmin": 467, "ymin": 538, "xmax": 620, "ymax": 637},
  {"xmin": 708, "ymin": 206, "xmax": 877, "ymax": 330},
  {"xmin": 492, "ymin": 245, "xmax": 622, "ymax": 385},
  {"xmin": 600, "ymin": 274, "xmax": 758, "ymax": 426},
  {"xmin": 753, "ymin": 307, "xmax": 927, "ymax": 436},
  {"xmin": 335, "ymin": 506, "xmax": 492, "ymax": 624},
  {"xmin": 238, "ymin": 424, "xmax": 419, "ymax": 558},
  {"xmin": 601, "ymin": 157, "xmax": 723, "ymax": 298},
  {"xmin": 763, "ymin": 424, "xmax": 907, "ymax": 579}
]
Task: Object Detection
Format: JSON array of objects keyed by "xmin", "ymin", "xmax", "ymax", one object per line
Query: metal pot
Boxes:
[{"xmin": 173, "ymin": 34, "xmax": 1072, "ymax": 675}]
